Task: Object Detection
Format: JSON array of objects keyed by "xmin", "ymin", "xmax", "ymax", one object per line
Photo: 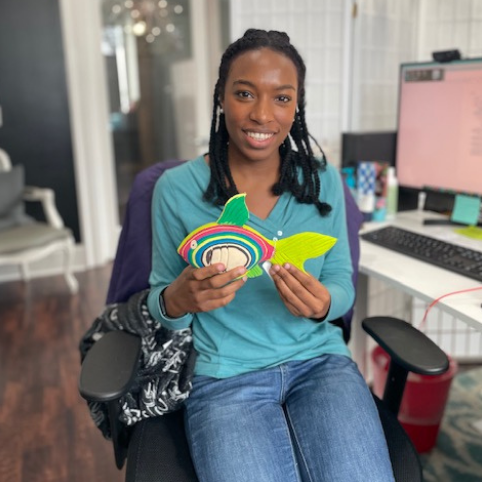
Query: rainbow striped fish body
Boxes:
[{"xmin": 177, "ymin": 194, "xmax": 337, "ymax": 278}]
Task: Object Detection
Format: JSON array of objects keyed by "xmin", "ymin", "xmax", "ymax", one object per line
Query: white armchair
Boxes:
[{"xmin": 0, "ymin": 148, "xmax": 78, "ymax": 293}]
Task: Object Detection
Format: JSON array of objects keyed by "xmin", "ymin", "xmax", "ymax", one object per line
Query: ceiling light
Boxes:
[{"xmin": 132, "ymin": 20, "xmax": 147, "ymax": 36}]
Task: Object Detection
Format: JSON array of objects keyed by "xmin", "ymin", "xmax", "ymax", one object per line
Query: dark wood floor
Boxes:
[{"xmin": 0, "ymin": 265, "xmax": 125, "ymax": 482}]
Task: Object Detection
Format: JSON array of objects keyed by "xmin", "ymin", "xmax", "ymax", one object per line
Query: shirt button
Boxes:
[{"xmin": 277, "ymin": 230, "xmax": 283, "ymax": 236}]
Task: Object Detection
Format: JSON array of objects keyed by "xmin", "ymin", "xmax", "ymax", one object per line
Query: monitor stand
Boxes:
[{"xmin": 422, "ymin": 218, "xmax": 468, "ymax": 227}]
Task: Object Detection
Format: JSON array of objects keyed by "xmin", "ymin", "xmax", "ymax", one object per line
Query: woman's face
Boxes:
[{"xmin": 221, "ymin": 48, "xmax": 298, "ymax": 167}]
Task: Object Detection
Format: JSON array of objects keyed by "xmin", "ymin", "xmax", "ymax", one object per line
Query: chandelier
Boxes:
[{"xmin": 106, "ymin": 0, "xmax": 186, "ymax": 43}]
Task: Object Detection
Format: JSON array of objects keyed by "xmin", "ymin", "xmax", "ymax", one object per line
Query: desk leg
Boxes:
[{"xmin": 350, "ymin": 272, "xmax": 369, "ymax": 379}]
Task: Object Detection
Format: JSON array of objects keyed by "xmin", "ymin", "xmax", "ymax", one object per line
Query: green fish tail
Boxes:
[{"xmin": 270, "ymin": 232, "xmax": 337, "ymax": 272}]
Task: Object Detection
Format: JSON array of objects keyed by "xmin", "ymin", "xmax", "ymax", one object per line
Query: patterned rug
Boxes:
[{"xmin": 421, "ymin": 367, "xmax": 482, "ymax": 481}]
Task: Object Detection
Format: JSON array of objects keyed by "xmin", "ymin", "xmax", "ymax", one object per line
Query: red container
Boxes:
[{"xmin": 371, "ymin": 345, "xmax": 458, "ymax": 453}]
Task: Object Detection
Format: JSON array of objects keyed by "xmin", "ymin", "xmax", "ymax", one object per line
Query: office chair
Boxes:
[
  {"xmin": 79, "ymin": 159, "xmax": 449, "ymax": 482},
  {"xmin": 0, "ymin": 148, "xmax": 78, "ymax": 293}
]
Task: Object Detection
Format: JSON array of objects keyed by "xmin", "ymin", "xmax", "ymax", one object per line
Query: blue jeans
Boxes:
[{"xmin": 184, "ymin": 354, "xmax": 395, "ymax": 482}]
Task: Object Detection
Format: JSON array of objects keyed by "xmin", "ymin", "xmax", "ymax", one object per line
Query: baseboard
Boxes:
[{"xmin": 0, "ymin": 244, "xmax": 88, "ymax": 283}]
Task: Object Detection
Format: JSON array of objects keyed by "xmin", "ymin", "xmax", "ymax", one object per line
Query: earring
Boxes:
[{"xmin": 219, "ymin": 107, "xmax": 224, "ymax": 114}]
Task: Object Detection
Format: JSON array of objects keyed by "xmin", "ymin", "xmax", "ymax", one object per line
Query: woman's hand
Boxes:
[
  {"xmin": 269, "ymin": 263, "xmax": 331, "ymax": 320},
  {"xmin": 163, "ymin": 263, "xmax": 247, "ymax": 318}
]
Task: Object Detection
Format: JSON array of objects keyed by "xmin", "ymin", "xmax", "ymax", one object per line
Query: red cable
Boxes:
[{"xmin": 419, "ymin": 286, "xmax": 482, "ymax": 330}]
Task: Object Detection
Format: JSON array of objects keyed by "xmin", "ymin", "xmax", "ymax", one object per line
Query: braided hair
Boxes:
[{"xmin": 204, "ymin": 28, "xmax": 332, "ymax": 216}]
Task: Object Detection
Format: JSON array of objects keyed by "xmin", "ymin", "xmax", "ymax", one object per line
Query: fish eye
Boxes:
[{"xmin": 190, "ymin": 240, "xmax": 197, "ymax": 249}]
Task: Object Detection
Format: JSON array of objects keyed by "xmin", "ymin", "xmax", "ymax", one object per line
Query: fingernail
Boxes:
[
  {"xmin": 217, "ymin": 264, "xmax": 226, "ymax": 272},
  {"xmin": 242, "ymin": 276, "xmax": 248, "ymax": 282},
  {"xmin": 284, "ymin": 263, "xmax": 291, "ymax": 270},
  {"xmin": 271, "ymin": 265, "xmax": 280, "ymax": 273}
]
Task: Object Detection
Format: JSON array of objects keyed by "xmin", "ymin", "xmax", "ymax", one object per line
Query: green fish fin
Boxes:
[
  {"xmin": 217, "ymin": 193, "xmax": 249, "ymax": 226},
  {"xmin": 246, "ymin": 265, "xmax": 264, "ymax": 278},
  {"xmin": 270, "ymin": 232, "xmax": 337, "ymax": 272}
]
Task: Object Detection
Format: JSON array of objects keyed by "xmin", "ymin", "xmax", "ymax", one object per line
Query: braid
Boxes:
[
  {"xmin": 205, "ymin": 86, "xmax": 237, "ymax": 204},
  {"xmin": 204, "ymin": 28, "xmax": 332, "ymax": 217}
]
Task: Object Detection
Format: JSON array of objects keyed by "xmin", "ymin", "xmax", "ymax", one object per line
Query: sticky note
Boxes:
[
  {"xmin": 451, "ymin": 194, "xmax": 481, "ymax": 226},
  {"xmin": 455, "ymin": 226, "xmax": 482, "ymax": 240}
]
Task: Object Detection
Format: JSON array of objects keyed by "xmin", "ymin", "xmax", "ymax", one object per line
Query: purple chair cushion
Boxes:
[
  {"xmin": 106, "ymin": 160, "xmax": 183, "ymax": 304},
  {"xmin": 341, "ymin": 180, "xmax": 364, "ymax": 327}
]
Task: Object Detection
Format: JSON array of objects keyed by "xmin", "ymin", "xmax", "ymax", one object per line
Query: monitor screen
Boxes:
[{"xmin": 396, "ymin": 58, "xmax": 482, "ymax": 197}]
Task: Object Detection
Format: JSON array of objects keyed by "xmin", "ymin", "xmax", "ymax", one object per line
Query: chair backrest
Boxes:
[
  {"xmin": 107, "ymin": 160, "xmax": 183, "ymax": 304},
  {"xmin": 107, "ymin": 160, "xmax": 363, "ymax": 337},
  {"xmin": 341, "ymin": 178, "xmax": 364, "ymax": 329},
  {"xmin": 0, "ymin": 150, "xmax": 31, "ymax": 231}
]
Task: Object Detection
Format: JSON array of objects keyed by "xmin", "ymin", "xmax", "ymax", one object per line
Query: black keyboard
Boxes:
[{"xmin": 360, "ymin": 226, "xmax": 482, "ymax": 283}]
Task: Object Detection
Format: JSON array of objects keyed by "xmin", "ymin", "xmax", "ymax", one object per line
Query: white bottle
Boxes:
[{"xmin": 386, "ymin": 167, "xmax": 399, "ymax": 220}]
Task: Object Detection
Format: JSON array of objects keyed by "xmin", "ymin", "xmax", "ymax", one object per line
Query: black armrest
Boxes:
[
  {"xmin": 362, "ymin": 316, "xmax": 449, "ymax": 375},
  {"xmin": 79, "ymin": 330, "xmax": 142, "ymax": 402},
  {"xmin": 362, "ymin": 316, "xmax": 449, "ymax": 415}
]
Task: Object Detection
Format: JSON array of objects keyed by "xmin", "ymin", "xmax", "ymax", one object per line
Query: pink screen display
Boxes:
[{"xmin": 396, "ymin": 61, "xmax": 482, "ymax": 195}]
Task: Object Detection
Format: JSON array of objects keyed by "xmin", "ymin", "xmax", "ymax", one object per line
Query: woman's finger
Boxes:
[{"xmin": 270, "ymin": 264, "xmax": 329, "ymax": 318}]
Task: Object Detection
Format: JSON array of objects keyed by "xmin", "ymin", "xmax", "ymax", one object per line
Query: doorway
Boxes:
[{"xmin": 100, "ymin": 0, "xmax": 230, "ymax": 221}]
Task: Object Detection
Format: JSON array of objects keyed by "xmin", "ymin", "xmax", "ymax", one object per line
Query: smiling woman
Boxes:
[{"xmin": 146, "ymin": 29, "xmax": 395, "ymax": 482}]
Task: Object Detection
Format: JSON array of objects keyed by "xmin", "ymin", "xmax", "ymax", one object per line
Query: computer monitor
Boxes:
[{"xmin": 396, "ymin": 58, "xmax": 482, "ymax": 199}]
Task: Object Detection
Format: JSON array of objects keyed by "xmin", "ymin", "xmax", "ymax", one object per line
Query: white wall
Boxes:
[
  {"xmin": 351, "ymin": 0, "xmax": 420, "ymax": 131},
  {"xmin": 419, "ymin": 0, "xmax": 482, "ymax": 60}
]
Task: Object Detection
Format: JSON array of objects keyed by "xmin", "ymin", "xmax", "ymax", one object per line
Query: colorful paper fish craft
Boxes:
[{"xmin": 177, "ymin": 194, "xmax": 338, "ymax": 278}]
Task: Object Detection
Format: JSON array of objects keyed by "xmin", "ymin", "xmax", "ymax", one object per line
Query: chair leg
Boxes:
[
  {"xmin": 64, "ymin": 238, "xmax": 78, "ymax": 294},
  {"xmin": 66, "ymin": 273, "xmax": 79, "ymax": 294},
  {"xmin": 20, "ymin": 262, "xmax": 30, "ymax": 282}
]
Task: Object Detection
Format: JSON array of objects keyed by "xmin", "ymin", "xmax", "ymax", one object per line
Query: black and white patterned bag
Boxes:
[{"xmin": 79, "ymin": 290, "xmax": 197, "ymax": 439}]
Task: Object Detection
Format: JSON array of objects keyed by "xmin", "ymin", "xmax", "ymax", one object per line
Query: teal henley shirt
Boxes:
[{"xmin": 147, "ymin": 155, "xmax": 354, "ymax": 378}]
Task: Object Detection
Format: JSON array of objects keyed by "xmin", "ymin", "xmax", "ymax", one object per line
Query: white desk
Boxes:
[{"xmin": 350, "ymin": 210, "xmax": 482, "ymax": 377}]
